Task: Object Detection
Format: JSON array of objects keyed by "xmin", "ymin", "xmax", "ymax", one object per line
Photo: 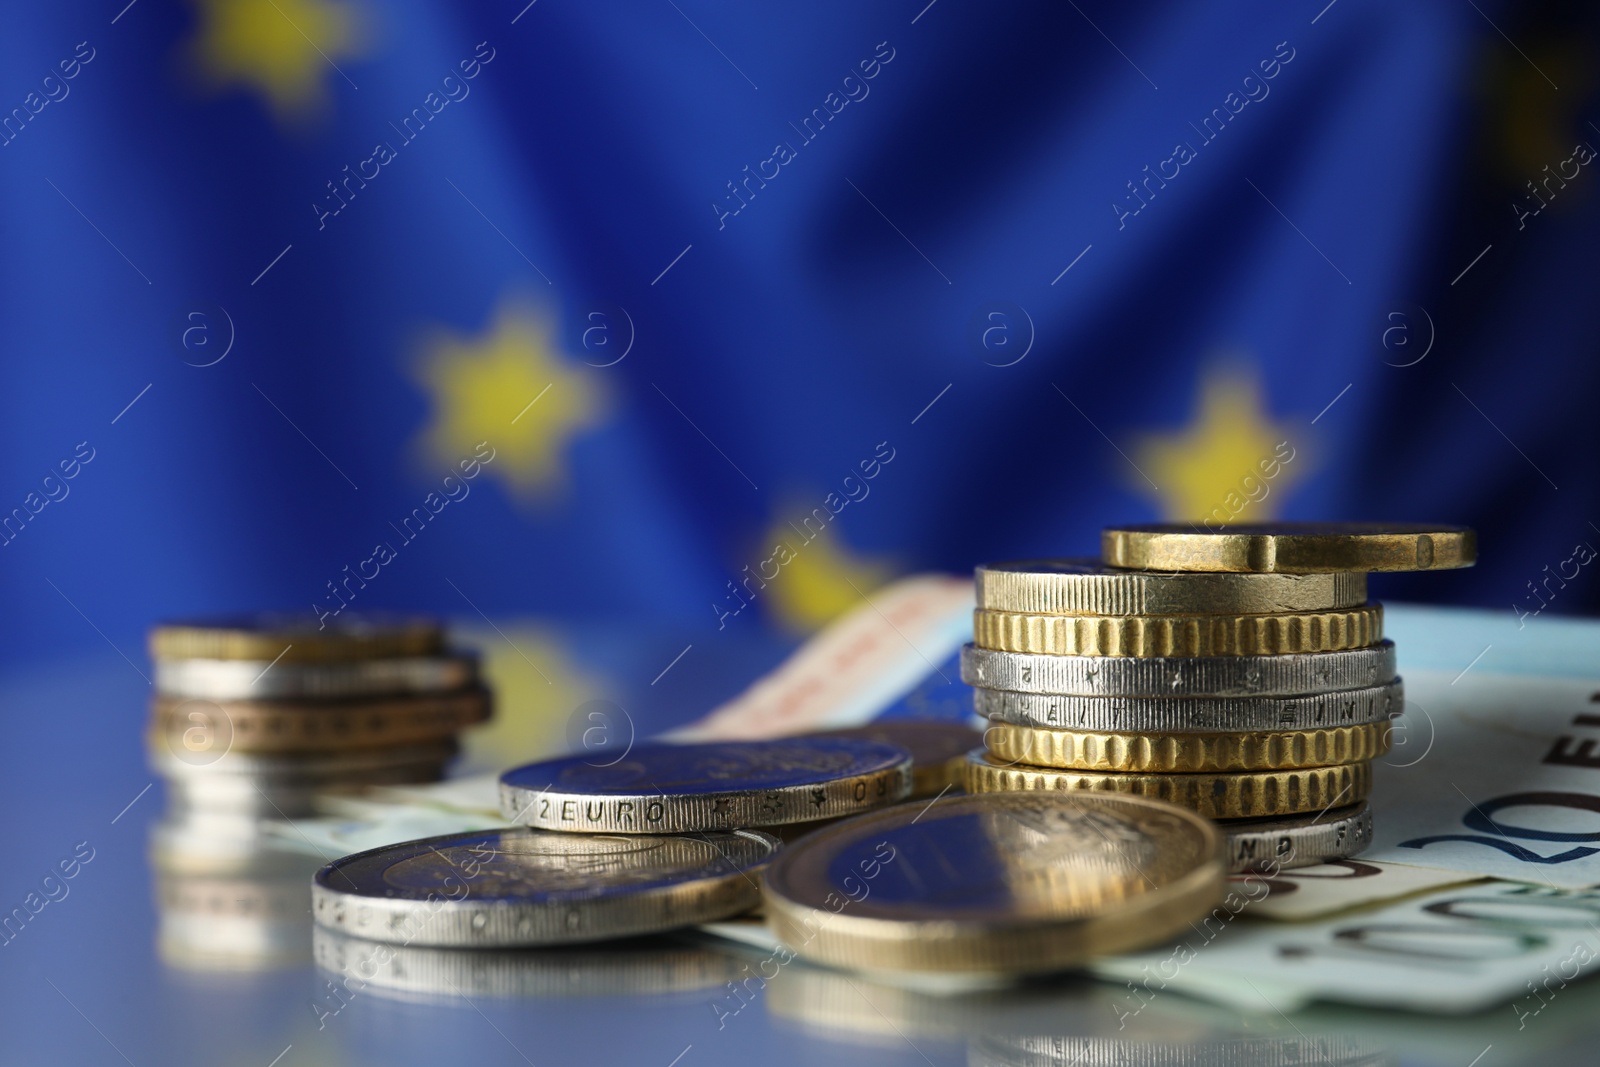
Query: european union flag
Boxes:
[{"xmin": 1, "ymin": 0, "xmax": 1596, "ymax": 680}]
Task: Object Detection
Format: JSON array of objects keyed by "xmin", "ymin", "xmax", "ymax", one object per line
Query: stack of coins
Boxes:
[
  {"xmin": 146, "ymin": 614, "xmax": 490, "ymax": 820},
  {"xmin": 962, "ymin": 523, "xmax": 1476, "ymax": 872}
]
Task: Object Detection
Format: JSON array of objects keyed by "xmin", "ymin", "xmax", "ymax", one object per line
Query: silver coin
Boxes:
[
  {"xmin": 313, "ymin": 927, "xmax": 745, "ymax": 1000},
  {"xmin": 1221, "ymin": 803, "xmax": 1374, "ymax": 873},
  {"xmin": 311, "ymin": 826, "xmax": 779, "ymax": 947},
  {"xmin": 154, "ymin": 652, "xmax": 479, "ymax": 701},
  {"xmin": 499, "ymin": 739, "xmax": 913, "ymax": 833},
  {"xmin": 975, "ymin": 680, "xmax": 1403, "ymax": 733},
  {"xmin": 977, "ymin": 559, "xmax": 1368, "ymax": 615},
  {"xmin": 960, "ymin": 642, "xmax": 1397, "ymax": 697}
]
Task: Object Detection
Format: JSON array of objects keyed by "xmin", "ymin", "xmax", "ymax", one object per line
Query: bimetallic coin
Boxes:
[
  {"xmin": 973, "ymin": 605, "xmax": 1382, "ymax": 657},
  {"xmin": 805, "ymin": 722, "xmax": 982, "ymax": 797},
  {"xmin": 1221, "ymin": 803, "xmax": 1373, "ymax": 873},
  {"xmin": 311, "ymin": 826, "xmax": 780, "ymax": 946},
  {"xmin": 961, "ymin": 642, "xmax": 1398, "ymax": 698},
  {"xmin": 977, "ymin": 559, "xmax": 1368, "ymax": 615},
  {"xmin": 976, "ymin": 680, "xmax": 1403, "ymax": 733},
  {"xmin": 500, "ymin": 739, "xmax": 913, "ymax": 833},
  {"xmin": 154, "ymin": 652, "xmax": 478, "ymax": 701},
  {"xmin": 965, "ymin": 751, "xmax": 1372, "ymax": 819},
  {"xmin": 150, "ymin": 613, "xmax": 443, "ymax": 662},
  {"xmin": 147, "ymin": 687, "xmax": 491, "ymax": 754},
  {"xmin": 761, "ymin": 791, "xmax": 1224, "ymax": 974},
  {"xmin": 1102, "ymin": 522, "xmax": 1477, "ymax": 573},
  {"xmin": 983, "ymin": 721, "xmax": 1393, "ymax": 773}
]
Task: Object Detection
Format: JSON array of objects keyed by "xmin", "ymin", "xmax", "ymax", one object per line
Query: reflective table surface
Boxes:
[{"xmin": 5, "ymin": 630, "xmax": 1600, "ymax": 1067}]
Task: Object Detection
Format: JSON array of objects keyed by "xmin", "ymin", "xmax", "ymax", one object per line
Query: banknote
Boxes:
[
  {"xmin": 1368, "ymin": 667, "xmax": 1600, "ymax": 888},
  {"xmin": 1227, "ymin": 859, "xmax": 1483, "ymax": 921},
  {"xmin": 1092, "ymin": 879, "xmax": 1600, "ymax": 1014}
]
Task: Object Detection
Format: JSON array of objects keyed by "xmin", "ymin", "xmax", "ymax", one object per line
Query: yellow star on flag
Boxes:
[
  {"xmin": 456, "ymin": 623, "xmax": 607, "ymax": 768},
  {"xmin": 414, "ymin": 299, "xmax": 605, "ymax": 501},
  {"xmin": 760, "ymin": 512, "xmax": 896, "ymax": 633},
  {"xmin": 1132, "ymin": 362, "xmax": 1306, "ymax": 525},
  {"xmin": 187, "ymin": 0, "xmax": 369, "ymax": 124}
]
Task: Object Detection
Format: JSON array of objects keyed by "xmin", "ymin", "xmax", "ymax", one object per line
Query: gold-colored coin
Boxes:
[
  {"xmin": 805, "ymin": 721, "xmax": 981, "ymax": 797},
  {"xmin": 761, "ymin": 791, "xmax": 1224, "ymax": 974},
  {"xmin": 976, "ymin": 559, "xmax": 1368, "ymax": 615},
  {"xmin": 982, "ymin": 721, "xmax": 1392, "ymax": 773},
  {"xmin": 972, "ymin": 605, "xmax": 1382, "ymax": 656},
  {"xmin": 150, "ymin": 614, "xmax": 443, "ymax": 661},
  {"xmin": 1101, "ymin": 522, "xmax": 1477, "ymax": 573},
  {"xmin": 964, "ymin": 751, "xmax": 1371, "ymax": 819},
  {"xmin": 148, "ymin": 687, "xmax": 492, "ymax": 754}
]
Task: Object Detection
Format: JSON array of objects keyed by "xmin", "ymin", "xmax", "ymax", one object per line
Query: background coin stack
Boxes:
[
  {"xmin": 962, "ymin": 523, "xmax": 1477, "ymax": 871},
  {"xmin": 146, "ymin": 615, "xmax": 490, "ymax": 820}
]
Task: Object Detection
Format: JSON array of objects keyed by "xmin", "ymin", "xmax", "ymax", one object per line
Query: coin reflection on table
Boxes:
[
  {"xmin": 150, "ymin": 807, "xmax": 323, "ymax": 972},
  {"xmin": 765, "ymin": 964, "xmax": 1019, "ymax": 1047},
  {"xmin": 313, "ymin": 927, "xmax": 748, "ymax": 1002},
  {"xmin": 969, "ymin": 1031, "xmax": 1396, "ymax": 1067}
]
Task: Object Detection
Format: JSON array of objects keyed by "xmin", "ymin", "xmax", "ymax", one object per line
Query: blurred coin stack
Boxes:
[
  {"xmin": 962, "ymin": 524, "xmax": 1476, "ymax": 872},
  {"xmin": 146, "ymin": 614, "xmax": 490, "ymax": 821}
]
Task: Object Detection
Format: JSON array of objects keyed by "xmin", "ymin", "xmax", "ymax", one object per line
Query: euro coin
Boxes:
[
  {"xmin": 147, "ymin": 687, "xmax": 491, "ymax": 754},
  {"xmin": 1102, "ymin": 522, "xmax": 1477, "ymax": 573},
  {"xmin": 960, "ymin": 642, "xmax": 1398, "ymax": 697},
  {"xmin": 762, "ymin": 791, "xmax": 1222, "ymax": 973},
  {"xmin": 975, "ymin": 681, "xmax": 1403, "ymax": 733},
  {"xmin": 973, "ymin": 604, "xmax": 1382, "ymax": 656},
  {"xmin": 805, "ymin": 721, "xmax": 982, "ymax": 796},
  {"xmin": 311, "ymin": 826, "xmax": 780, "ymax": 947},
  {"xmin": 977, "ymin": 559, "xmax": 1367, "ymax": 615},
  {"xmin": 153, "ymin": 652, "xmax": 478, "ymax": 701},
  {"xmin": 151, "ymin": 613, "xmax": 444, "ymax": 661},
  {"xmin": 983, "ymin": 721, "xmax": 1393, "ymax": 773},
  {"xmin": 499, "ymin": 738, "xmax": 912, "ymax": 833},
  {"xmin": 965, "ymin": 750, "xmax": 1371, "ymax": 819},
  {"xmin": 1221, "ymin": 803, "xmax": 1373, "ymax": 873}
]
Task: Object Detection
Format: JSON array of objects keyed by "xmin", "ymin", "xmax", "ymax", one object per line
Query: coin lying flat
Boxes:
[
  {"xmin": 150, "ymin": 613, "xmax": 444, "ymax": 662},
  {"xmin": 973, "ymin": 605, "xmax": 1383, "ymax": 657},
  {"xmin": 1102, "ymin": 522, "xmax": 1477, "ymax": 573},
  {"xmin": 311, "ymin": 826, "xmax": 779, "ymax": 947},
  {"xmin": 983, "ymin": 721, "xmax": 1393, "ymax": 773},
  {"xmin": 761, "ymin": 791, "xmax": 1223, "ymax": 974},
  {"xmin": 976, "ymin": 560, "xmax": 1368, "ymax": 615},
  {"xmin": 975, "ymin": 681, "xmax": 1403, "ymax": 733},
  {"xmin": 805, "ymin": 722, "xmax": 982, "ymax": 797},
  {"xmin": 960, "ymin": 643, "xmax": 1398, "ymax": 697},
  {"xmin": 153, "ymin": 652, "xmax": 479, "ymax": 701},
  {"xmin": 964, "ymin": 751, "xmax": 1371, "ymax": 819},
  {"xmin": 1220, "ymin": 803, "xmax": 1373, "ymax": 873},
  {"xmin": 148, "ymin": 687, "xmax": 491, "ymax": 754},
  {"xmin": 499, "ymin": 739, "xmax": 913, "ymax": 833}
]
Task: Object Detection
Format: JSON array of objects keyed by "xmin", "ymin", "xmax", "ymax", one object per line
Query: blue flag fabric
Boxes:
[{"xmin": 1, "ymin": 0, "xmax": 1597, "ymax": 667}]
